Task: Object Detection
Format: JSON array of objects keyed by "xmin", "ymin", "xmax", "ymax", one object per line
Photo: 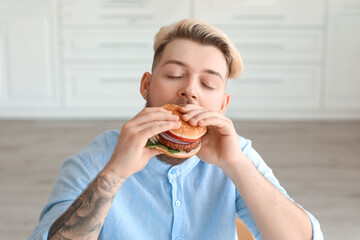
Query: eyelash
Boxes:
[
  {"xmin": 201, "ymin": 82, "xmax": 215, "ymax": 90},
  {"xmin": 167, "ymin": 76, "xmax": 182, "ymax": 79},
  {"xmin": 167, "ymin": 76, "xmax": 215, "ymax": 90}
]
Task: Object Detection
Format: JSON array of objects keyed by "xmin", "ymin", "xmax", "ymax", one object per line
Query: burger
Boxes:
[{"xmin": 145, "ymin": 104, "xmax": 207, "ymax": 158}]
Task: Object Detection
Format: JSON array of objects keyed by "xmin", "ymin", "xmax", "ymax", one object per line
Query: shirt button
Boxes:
[
  {"xmin": 171, "ymin": 168, "xmax": 177, "ymax": 174},
  {"xmin": 175, "ymin": 237, "xmax": 181, "ymax": 240},
  {"xmin": 175, "ymin": 200, "xmax": 181, "ymax": 207}
]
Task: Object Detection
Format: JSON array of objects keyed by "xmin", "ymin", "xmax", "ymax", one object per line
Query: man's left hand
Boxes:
[{"xmin": 179, "ymin": 104, "xmax": 244, "ymax": 169}]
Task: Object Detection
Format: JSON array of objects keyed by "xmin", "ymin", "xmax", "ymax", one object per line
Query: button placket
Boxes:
[{"xmin": 169, "ymin": 171, "xmax": 185, "ymax": 240}]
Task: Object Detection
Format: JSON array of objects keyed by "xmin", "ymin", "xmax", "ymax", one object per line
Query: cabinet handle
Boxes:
[
  {"xmin": 343, "ymin": 3, "xmax": 360, "ymax": 11},
  {"xmin": 100, "ymin": 13, "xmax": 153, "ymax": 21},
  {"xmin": 101, "ymin": 0, "xmax": 146, "ymax": 9},
  {"xmin": 241, "ymin": 78, "xmax": 283, "ymax": 84},
  {"xmin": 232, "ymin": 14, "xmax": 285, "ymax": 21},
  {"xmin": 100, "ymin": 77, "xmax": 138, "ymax": 83},
  {"xmin": 98, "ymin": 42, "xmax": 148, "ymax": 49},
  {"xmin": 236, "ymin": 43, "xmax": 285, "ymax": 50}
]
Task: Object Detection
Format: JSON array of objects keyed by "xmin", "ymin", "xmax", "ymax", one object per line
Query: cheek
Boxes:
[
  {"xmin": 151, "ymin": 80, "xmax": 176, "ymax": 95},
  {"xmin": 200, "ymin": 92, "xmax": 224, "ymax": 111},
  {"xmin": 148, "ymin": 79, "xmax": 177, "ymax": 104}
]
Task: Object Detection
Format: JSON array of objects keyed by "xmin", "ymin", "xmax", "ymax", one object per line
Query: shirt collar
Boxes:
[{"xmin": 147, "ymin": 155, "xmax": 200, "ymax": 176}]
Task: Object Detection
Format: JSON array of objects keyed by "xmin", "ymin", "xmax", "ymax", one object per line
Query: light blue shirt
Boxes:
[{"xmin": 28, "ymin": 130, "xmax": 323, "ymax": 240}]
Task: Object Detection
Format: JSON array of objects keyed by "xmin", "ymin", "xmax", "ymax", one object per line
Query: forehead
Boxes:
[{"xmin": 158, "ymin": 39, "xmax": 228, "ymax": 76}]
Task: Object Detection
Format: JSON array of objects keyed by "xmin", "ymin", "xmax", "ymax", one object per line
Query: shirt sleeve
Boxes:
[
  {"xmin": 27, "ymin": 153, "xmax": 95, "ymax": 240},
  {"xmin": 28, "ymin": 130, "xmax": 117, "ymax": 240},
  {"xmin": 235, "ymin": 136, "xmax": 323, "ymax": 240}
]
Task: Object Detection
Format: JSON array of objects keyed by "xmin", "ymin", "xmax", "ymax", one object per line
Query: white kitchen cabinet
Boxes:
[
  {"xmin": 194, "ymin": 0, "xmax": 326, "ymax": 27},
  {"xmin": 324, "ymin": 0, "xmax": 360, "ymax": 110},
  {"xmin": 225, "ymin": 29, "xmax": 323, "ymax": 64},
  {"xmin": 0, "ymin": 0, "xmax": 53, "ymax": 13},
  {"xmin": 0, "ymin": 19, "xmax": 4, "ymax": 102},
  {"xmin": 0, "ymin": 0, "xmax": 359, "ymax": 119},
  {"xmin": 194, "ymin": 1, "xmax": 325, "ymax": 116},
  {"xmin": 62, "ymin": 29, "xmax": 156, "ymax": 62},
  {"xmin": 60, "ymin": 0, "xmax": 191, "ymax": 115},
  {"xmin": 60, "ymin": 0, "xmax": 190, "ymax": 27},
  {"xmin": 0, "ymin": 1, "xmax": 59, "ymax": 114},
  {"xmin": 63, "ymin": 64, "xmax": 149, "ymax": 116},
  {"xmin": 226, "ymin": 65, "xmax": 322, "ymax": 110}
]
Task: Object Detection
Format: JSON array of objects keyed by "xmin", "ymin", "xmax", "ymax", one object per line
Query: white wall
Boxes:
[{"xmin": 0, "ymin": 0, "xmax": 359, "ymax": 120}]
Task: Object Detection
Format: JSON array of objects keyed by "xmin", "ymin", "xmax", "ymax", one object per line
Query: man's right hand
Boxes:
[
  {"xmin": 107, "ymin": 107, "xmax": 181, "ymax": 179},
  {"xmin": 47, "ymin": 107, "xmax": 179, "ymax": 240}
]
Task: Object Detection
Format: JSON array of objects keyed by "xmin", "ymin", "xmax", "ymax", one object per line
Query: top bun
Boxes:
[{"xmin": 162, "ymin": 104, "xmax": 207, "ymax": 139}]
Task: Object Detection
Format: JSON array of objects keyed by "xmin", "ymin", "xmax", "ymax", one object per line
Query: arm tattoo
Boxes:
[{"xmin": 48, "ymin": 174, "xmax": 126, "ymax": 240}]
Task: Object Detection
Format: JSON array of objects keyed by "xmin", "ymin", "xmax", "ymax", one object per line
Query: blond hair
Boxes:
[{"xmin": 152, "ymin": 19, "xmax": 243, "ymax": 79}]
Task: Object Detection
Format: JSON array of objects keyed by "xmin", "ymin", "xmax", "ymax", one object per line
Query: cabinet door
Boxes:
[
  {"xmin": 195, "ymin": 0, "xmax": 325, "ymax": 26},
  {"xmin": 0, "ymin": 19, "xmax": 5, "ymax": 103},
  {"xmin": 0, "ymin": 0, "xmax": 53, "ymax": 13},
  {"xmin": 64, "ymin": 64, "xmax": 149, "ymax": 117},
  {"xmin": 325, "ymin": 1, "xmax": 360, "ymax": 110},
  {"xmin": 226, "ymin": 65, "xmax": 322, "ymax": 111},
  {"xmin": 225, "ymin": 29, "xmax": 323, "ymax": 64},
  {"xmin": 0, "ymin": 15, "xmax": 58, "ymax": 108},
  {"xmin": 61, "ymin": 0, "xmax": 190, "ymax": 26},
  {"xmin": 62, "ymin": 29, "xmax": 155, "ymax": 62}
]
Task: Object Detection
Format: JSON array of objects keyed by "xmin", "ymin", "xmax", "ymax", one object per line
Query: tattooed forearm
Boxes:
[{"xmin": 48, "ymin": 172, "xmax": 126, "ymax": 240}]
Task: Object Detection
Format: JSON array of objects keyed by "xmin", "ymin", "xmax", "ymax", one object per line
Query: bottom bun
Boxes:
[{"xmin": 155, "ymin": 143, "xmax": 201, "ymax": 158}]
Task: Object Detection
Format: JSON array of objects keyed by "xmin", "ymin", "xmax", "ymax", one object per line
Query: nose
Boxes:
[{"xmin": 177, "ymin": 80, "xmax": 198, "ymax": 103}]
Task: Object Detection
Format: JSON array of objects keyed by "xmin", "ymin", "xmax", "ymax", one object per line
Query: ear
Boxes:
[
  {"xmin": 220, "ymin": 93, "xmax": 230, "ymax": 115},
  {"xmin": 140, "ymin": 72, "xmax": 152, "ymax": 100}
]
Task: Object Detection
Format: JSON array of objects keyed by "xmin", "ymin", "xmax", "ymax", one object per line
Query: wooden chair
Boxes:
[{"xmin": 236, "ymin": 218, "xmax": 256, "ymax": 240}]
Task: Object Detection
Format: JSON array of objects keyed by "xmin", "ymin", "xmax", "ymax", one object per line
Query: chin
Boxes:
[{"xmin": 156, "ymin": 154, "xmax": 189, "ymax": 166}]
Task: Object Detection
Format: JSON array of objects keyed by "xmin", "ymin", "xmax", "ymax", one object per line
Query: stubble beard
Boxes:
[{"xmin": 145, "ymin": 94, "xmax": 189, "ymax": 166}]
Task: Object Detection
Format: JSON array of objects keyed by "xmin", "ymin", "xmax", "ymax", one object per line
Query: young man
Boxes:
[{"xmin": 29, "ymin": 19, "xmax": 323, "ymax": 240}]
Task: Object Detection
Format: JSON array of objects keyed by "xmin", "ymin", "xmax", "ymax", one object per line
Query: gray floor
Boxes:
[{"xmin": 0, "ymin": 120, "xmax": 359, "ymax": 239}]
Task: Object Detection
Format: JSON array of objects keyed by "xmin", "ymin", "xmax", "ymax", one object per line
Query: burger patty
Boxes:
[{"xmin": 158, "ymin": 135, "xmax": 200, "ymax": 152}]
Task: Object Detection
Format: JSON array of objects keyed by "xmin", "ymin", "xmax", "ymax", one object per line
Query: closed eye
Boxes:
[
  {"xmin": 201, "ymin": 82, "xmax": 215, "ymax": 90},
  {"xmin": 167, "ymin": 76, "xmax": 182, "ymax": 79}
]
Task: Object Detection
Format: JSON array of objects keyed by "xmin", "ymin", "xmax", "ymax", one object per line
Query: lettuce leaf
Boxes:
[{"xmin": 145, "ymin": 140, "xmax": 180, "ymax": 154}]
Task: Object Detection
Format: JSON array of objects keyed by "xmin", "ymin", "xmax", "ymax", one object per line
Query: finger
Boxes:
[
  {"xmin": 181, "ymin": 109, "xmax": 206, "ymax": 122},
  {"xmin": 144, "ymin": 147, "xmax": 163, "ymax": 158},
  {"xmin": 136, "ymin": 118, "xmax": 181, "ymax": 132},
  {"xmin": 132, "ymin": 107, "xmax": 171, "ymax": 121},
  {"xmin": 187, "ymin": 110, "xmax": 222, "ymax": 126},
  {"xmin": 178, "ymin": 104, "xmax": 203, "ymax": 113},
  {"xmin": 195, "ymin": 116, "xmax": 227, "ymax": 129},
  {"xmin": 138, "ymin": 120, "xmax": 181, "ymax": 139},
  {"xmin": 130, "ymin": 109, "xmax": 179, "ymax": 127},
  {"xmin": 125, "ymin": 119, "xmax": 180, "ymax": 141},
  {"xmin": 197, "ymin": 117, "xmax": 236, "ymax": 136}
]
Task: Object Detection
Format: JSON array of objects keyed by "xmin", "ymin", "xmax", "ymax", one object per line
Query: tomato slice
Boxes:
[{"xmin": 165, "ymin": 131, "xmax": 201, "ymax": 143}]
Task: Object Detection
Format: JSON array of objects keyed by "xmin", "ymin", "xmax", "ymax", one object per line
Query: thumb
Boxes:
[{"xmin": 144, "ymin": 147, "xmax": 162, "ymax": 159}]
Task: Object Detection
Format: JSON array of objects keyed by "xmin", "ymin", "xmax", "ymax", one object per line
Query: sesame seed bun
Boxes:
[
  {"xmin": 162, "ymin": 104, "xmax": 207, "ymax": 139},
  {"xmin": 145, "ymin": 104, "xmax": 207, "ymax": 158}
]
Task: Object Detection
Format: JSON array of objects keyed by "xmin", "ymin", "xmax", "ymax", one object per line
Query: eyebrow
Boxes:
[
  {"xmin": 162, "ymin": 59, "xmax": 224, "ymax": 81},
  {"xmin": 162, "ymin": 59, "xmax": 187, "ymax": 68},
  {"xmin": 203, "ymin": 69, "xmax": 224, "ymax": 81}
]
